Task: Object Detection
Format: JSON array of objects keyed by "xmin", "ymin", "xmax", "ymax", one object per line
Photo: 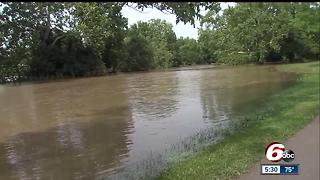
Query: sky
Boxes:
[{"xmin": 121, "ymin": 2, "xmax": 237, "ymax": 40}]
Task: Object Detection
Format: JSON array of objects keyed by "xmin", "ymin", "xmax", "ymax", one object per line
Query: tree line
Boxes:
[
  {"xmin": 0, "ymin": 2, "xmax": 319, "ymax": 83},
  {"xmin": 199, "ymin": 2, "xmax": 319, "ymax": 65}
]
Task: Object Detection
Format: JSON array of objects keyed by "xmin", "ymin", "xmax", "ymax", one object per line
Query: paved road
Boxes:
[{"xmin": 237, "ymin": 116, "xmax": 319, "ymax": 180}]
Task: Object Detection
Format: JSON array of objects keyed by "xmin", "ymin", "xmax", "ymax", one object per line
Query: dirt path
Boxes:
[{"xmin": 237, "ymin": 116, "xmax": 319, "ymax": 180}]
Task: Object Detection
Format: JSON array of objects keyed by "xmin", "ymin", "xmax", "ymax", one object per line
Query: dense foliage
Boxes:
[
  {"xmin": 0, "ymin": 2, "xmax": 318, "ymax": 83},
  {"xmin": 199, "ymin": 2, "xmax": 319, "ymax": 65}
]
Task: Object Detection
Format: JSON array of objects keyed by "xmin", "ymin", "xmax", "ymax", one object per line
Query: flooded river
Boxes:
[{"xmin": 0, "ymin": 65, "xmax": 297, "ymax": 179}]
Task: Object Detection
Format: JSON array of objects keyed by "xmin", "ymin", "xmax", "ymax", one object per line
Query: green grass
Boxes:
[{"xmin": 157, "ymin": 61, "xmax": 319, "ymax": 180}]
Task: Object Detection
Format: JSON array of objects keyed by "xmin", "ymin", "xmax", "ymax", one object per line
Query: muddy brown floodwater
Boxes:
[{"xmin": 0, "ymin": 65, "xmax": 297, "ymax": 180}]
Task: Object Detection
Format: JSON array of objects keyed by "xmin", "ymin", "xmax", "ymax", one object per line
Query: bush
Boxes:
[{"xmin": 217, "ymin": 51, "xmax": 256, "ymax": 65}]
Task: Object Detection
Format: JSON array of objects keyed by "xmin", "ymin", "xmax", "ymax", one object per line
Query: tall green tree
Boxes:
[
  {"xmin": 124, "ymin": 31, "xmax": 154, "ymax": 71},
  {"xmin": 282, "ymin": 2, "xmax": 320, "ymax": 61},
  {"xmin": 130, "ymin": 19, "xmax": 176, "ymax": 69},
  {"xmin": 198, "ymin": 29, "xmax": 218, "ymax": 64},
  {"xmin": 176, "ymin": 37, "xmax": 203, "ymax": 66},
  {"xmin": 0, "ymin": 2, "xmax": 76, "ymax": 80},
  {"xmin": 1, "ymin": 2, "xmax": 71, "ymax": 51},
  {"xmin": 73, "ymin": 3, "xmax": 128, "ymax": 72},
  {"xmin": 199, "ymin": 2, "xmax": 319, "ymax": 64}
]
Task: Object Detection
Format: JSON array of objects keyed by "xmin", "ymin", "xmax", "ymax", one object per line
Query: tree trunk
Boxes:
[{"xmin": 44, "ymin": 5, "xmax": 51, "ymax": 46}]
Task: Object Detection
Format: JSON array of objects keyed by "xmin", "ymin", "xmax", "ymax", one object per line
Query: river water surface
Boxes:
[{"xmin": 0, "ymin": 65, "xmax": 296, "ymax": 179}]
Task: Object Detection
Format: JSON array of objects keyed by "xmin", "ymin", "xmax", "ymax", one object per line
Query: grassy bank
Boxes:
[{"xmin": 157, "ymin": 61, "xmax": 319, "ymax": 180}]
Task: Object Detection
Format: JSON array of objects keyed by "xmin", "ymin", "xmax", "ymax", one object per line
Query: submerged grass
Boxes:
[
  {"xmin": 156, "ymin": 61, "xmax": 319, "ymax": 180},
  {"xmin": 103, "ymin": 120, "xmax": 237, "ymax": 180}
]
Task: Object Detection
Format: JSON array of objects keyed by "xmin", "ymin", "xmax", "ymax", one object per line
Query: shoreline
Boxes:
[
  {"xmin": 1, "ymin": 61, "xmax": 303, "ymax": 86},
  {"xmin": 0, "ymin": 63, "xmax": 220, "ymax": 86},
  {"xmin": 156, "ymin": 61, "xmax": 319, "ymax": 180}
]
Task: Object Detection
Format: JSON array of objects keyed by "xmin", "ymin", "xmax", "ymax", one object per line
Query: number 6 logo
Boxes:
[{"xmin": 265, "ymin": 142, "xmax": 285, "ymax": 162}]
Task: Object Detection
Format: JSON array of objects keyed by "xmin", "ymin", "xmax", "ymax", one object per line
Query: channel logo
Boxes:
[
  {"xmin": 265, "ymin": 142, "xmax": 295, "ymax": 162},
  {"xmin": 261, "ymin": 142, "xmax": 299, "ymax": 175}
]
